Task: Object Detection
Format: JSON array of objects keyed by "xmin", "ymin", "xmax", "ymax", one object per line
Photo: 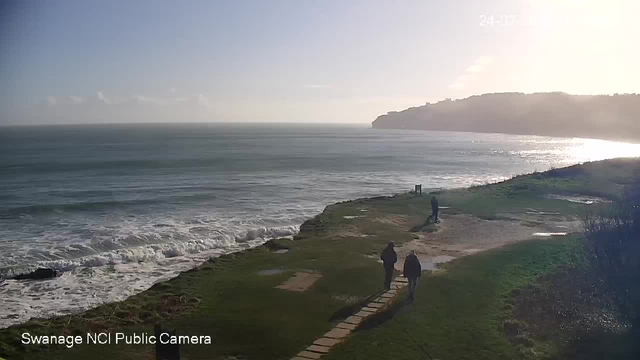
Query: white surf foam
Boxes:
[{"xmin": 0, "ymin": 223, "xmax": 299, "ymax": 329}]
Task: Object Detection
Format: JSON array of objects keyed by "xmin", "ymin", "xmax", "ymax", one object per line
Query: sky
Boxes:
[{"xmin": 1, "ymin": 0, "xmax": 639, "ymax": 125}]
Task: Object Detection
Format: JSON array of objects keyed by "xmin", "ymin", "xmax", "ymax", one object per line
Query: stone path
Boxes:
[{"xmin": 291, "ymin": 277, "xmax": 409, "ymax": 360}]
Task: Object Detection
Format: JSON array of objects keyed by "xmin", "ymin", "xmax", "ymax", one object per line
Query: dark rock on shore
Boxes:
[
  {"xmin": 13, "ymin": 268, "xmax": 59, "ymax": 280},
  {"xmin": 263, "ymin": 239, "xmax": 290, "ymax": 251}
]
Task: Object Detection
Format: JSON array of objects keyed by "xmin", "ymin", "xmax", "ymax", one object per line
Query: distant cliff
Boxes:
[{"xmin": 372, "ymin": 92, "xmax": 640, "ymax": 142}]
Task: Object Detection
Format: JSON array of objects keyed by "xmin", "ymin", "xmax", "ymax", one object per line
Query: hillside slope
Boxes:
[{"xmin": 372, "ymin": 92, "xmax": 640, "ymax": 142}]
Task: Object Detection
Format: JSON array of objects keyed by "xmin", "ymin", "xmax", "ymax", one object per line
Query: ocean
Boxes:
[{"xmin": 1, "ymin": 123, "xmax": 640, "ymax": 328}]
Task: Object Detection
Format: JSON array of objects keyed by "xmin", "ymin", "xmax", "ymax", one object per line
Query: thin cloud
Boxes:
[
  {"xmin": 44, "ymin": 96, "xmax": 85, "ymax": 105},
  {"xmin": 194, "ymin": 94, "xmax": 213, "ymax": 108},
  {"xmin": 465, "ymin": 64, "xmax": 486, "ymax": 73},
  {"xmin": 475, "ymin": 56, "xmax": 493, "ymax": 65},
  {"xmin": 69, "ymin": 96, "xmax": 84, "ymax": 104},
  {"xmin": 134, "ymin": 95, "xmax": 161, "ymax": 105},
  {"xmin": 456, "ymin": 74, "xmax": 472, "ymax": 82},
  {"xmin": 448, "ymin": 56, "xmax": 493, "ymax": 90},
  {"xmin": 96, "ymin": 91, "xmax": 111, "ymax": 104},
  {"xmin": 44, "ymin": 91, "xmax": 213, "ymax": 108}
]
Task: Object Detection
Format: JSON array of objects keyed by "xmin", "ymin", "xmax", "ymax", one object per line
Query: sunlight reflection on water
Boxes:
[
  {"xmin": 510, "ymin": 137, "xmax": 640, "ymax": 167},
  {"xmin": 567, "ymin": 138, "xmax": 640, "ymax": 162}
]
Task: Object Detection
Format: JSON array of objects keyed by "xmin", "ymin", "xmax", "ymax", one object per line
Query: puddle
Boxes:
[
  {"xmin": 532, "ymin": 232, "xmax": 568, "ymax": 237},
  {"xmin": 547, "ymin": 194, "xmax": 610, "ymax": 205},
  {"xmin": 274, "ymin": 249, "xmax": 289, "ymax": 254},
  {"xmin": 419, "ymin": 256, "xmax": 456, "ymax": 271},
  {"xmin": 359, "ymin": 209, "xmax": 368, "ymax": 212},
  {"xmin": 343, "ymin": 216, "xmax": 361, "ymax": 219},
  {"xmin": 526, "ymin": 210, "xmax": 561, "ymax": 215},
  {"xmin": 257, "ymin": 269, "xmax": 285, "ymax": 276}
]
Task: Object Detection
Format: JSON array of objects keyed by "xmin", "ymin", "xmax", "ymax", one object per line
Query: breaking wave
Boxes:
[{"xmin": 0, "ymin": 224, "xmax": 299, "ymax": 279}]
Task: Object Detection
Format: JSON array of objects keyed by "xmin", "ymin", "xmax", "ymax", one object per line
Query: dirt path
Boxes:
[{"xmin": 394, "ymin": 213, "xmax": 581, "ymax": 271}]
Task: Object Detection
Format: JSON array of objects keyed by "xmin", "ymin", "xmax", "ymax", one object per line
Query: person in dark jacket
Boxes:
[
  {"xmin": 431, "ymin": 196, "xmax": 440, "ymax": 223},
  {"xmin": 403, "ymin": 250, "xmax": 422, "ymax": 300},
  {"xmin": 380, "ymin": 241, "xmax": 397, "ymax": 290}
]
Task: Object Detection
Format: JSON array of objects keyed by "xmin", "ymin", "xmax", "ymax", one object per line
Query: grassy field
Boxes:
[
  {"xmin": 1, "ymin": 158, "xmax": 639, "ymax": 360},
  {"xmin": 326, "ymin": 236, "xmax": 586, "ymax": 360}
]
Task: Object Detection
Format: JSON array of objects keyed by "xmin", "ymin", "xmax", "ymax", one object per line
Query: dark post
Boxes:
[{"xmin": 155, "ymin": 323, "xmax": 180, "ymax": 360}]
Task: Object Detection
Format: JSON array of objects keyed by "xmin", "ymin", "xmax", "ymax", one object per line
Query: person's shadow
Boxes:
[
  {"xmin": 355, "ymin": 297, "xmax": 413, "ymax": 331},
  {"xmin": 328, "ymin": 289, "xmax": 387, "ymax": 321}
]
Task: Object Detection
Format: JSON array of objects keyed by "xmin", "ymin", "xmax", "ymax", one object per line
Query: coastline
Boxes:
[{"xmin": 1, "ymin": 158, "xmax": 639, "ymax": 360}]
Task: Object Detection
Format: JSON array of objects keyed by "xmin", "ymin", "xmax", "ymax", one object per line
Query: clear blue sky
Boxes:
[{"xmin": 1, "ymin": 0, "xmax": 638, "ymax": 125}]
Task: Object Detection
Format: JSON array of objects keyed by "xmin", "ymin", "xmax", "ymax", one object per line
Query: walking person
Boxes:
[
  {"xmin": 380, "ymin": 242, "xmax": 397, "ymax": 290},
  {"xmin": 431, "ymin": 195, "xmax": 440, "ymax": 223},
  {"xmin": 403, "ymin": 250, "xmax": 422, "ymax": 300}
]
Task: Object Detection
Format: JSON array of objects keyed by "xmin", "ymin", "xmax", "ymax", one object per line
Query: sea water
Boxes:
[{"xmin": 1, "ymin": 123, "xmax": 639, "ymax": 328}]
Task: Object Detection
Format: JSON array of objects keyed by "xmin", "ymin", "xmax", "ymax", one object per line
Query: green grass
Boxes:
[
  {"xmin": 1, "ymin": 158, "xmax": 639, "ymax": 360},
  {"xmin": 428, "ymin": 158, "xmax": 640, "ymax": 220},
  {"xmin": 326, "ymin": 236, "xmax": 586, "ymax": 360},
  {"xmin": 0, "ymin": 239, "xmax": 392, "ymax": 359}
]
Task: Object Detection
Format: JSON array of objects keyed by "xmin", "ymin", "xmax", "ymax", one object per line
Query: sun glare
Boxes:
[{"xmin": 569, "ymin": 139, "xmax": 640, "ymax": 162}]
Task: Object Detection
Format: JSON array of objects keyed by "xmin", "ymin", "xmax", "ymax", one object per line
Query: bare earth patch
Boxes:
[
  {"xmin": 275, "ymin": 272, "xmax": 322, "ymax": 292},
  {"xmin": 394, "ymin": 214, "xmax": 578, "ymax": 270},
  {"xmin": 333, "ymin": 228, "xmax": 371, "ymax": 238},
  {"xmin": 372, "ymin": 215, "xmax": 410, "ymax": 227}
]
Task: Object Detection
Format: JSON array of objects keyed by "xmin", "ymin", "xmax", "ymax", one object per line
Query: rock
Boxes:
[
  {"xmin": 503, "ymin": 320, "xmax": 533, "ymax": 346},
  {"xmin": 263, "ymin": 239, "xmax": 290, "ymax": 251},
  {"xmin": 513, "ymin": 335, "xmax": 535, "ymax": 347},
  {"xmin": 13, "ymin": 268, "xmax": 58, "ymax": 280},
  {"xmin": 503, "ymin": 320, "xmax": 522, "ymax": 337}
]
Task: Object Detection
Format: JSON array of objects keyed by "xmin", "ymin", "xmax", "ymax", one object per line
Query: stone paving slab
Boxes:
[
  {"xmin": 297, "ymin": 350, "xmax": 322, "ymax": 359},
  {"xmin": 294, "ymin": 279, "xmax": 411, "ymax": 360},
  {"xmin": 395, "ymin": 278, "xmax": 409, "ymax": 283},
  {"xmin": 307, "ymin": 345, "xmax": 331, "ymax": 353},
  {"xmin": 335, "ymin": 322, "xmax": 357, "ymax": 330},
  {"xmin": 344, "ymin": 315, "xmax": 364, "ymax": 325},
  {"xmin": 314, "ymin": 338, "xmax": 341, "ymax": 347},
  {"xmin": 374, "ymin": 296, "xmax": 393, "ymax": 303},
  {"xmin": 324, "ymin": 328, "xmax": 351, "ymax": 339},
  {"xmin": 355, "ymin": 310, "xmax": 375, "ymax": 317}
]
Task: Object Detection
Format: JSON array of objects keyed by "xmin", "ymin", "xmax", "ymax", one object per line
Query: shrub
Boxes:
[{"xmin": 583, "ymin": 180, "xmax": 640, "ymax": 325}]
